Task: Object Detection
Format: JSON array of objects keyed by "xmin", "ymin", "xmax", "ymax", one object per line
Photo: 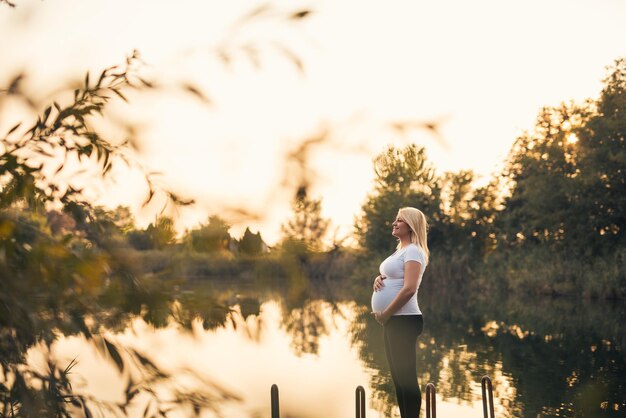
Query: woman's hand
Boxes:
[
  {"xmin": 373, "ymin": 275, "xmax": 386, "ymax": 291},
  {"xmin": 372, "ymin": 310, "xmax": 390, "ymax": 325}
]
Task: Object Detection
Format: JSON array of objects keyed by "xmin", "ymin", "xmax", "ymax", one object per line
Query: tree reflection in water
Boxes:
[
  {"xmin": 283, "ymin": 300, "xmax": 332, "ymax": 356},
  {"xmin": 194, "ymin": 281, "xmax": 626, "ymax": 418},
  {"xmin": 173, "ymin": 280, "xmax": 626, "ymax": 418},
  {"xmin": 3, "ymin": 268, "xmax": 625, "ymax": 418},
  {"xmin": 348, "ymin": 286, "xmax": 626, "ymax": 418}
]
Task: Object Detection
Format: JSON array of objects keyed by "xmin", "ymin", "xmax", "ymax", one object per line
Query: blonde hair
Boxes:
[{"xmin": 396, "ymin": 207, "xmax": 430, "ymax": 262}]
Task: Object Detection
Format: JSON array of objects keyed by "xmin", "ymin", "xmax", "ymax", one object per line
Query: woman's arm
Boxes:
[{"xmin": 374, "ymin": 260, "xmax": 422, "ymax": 324}]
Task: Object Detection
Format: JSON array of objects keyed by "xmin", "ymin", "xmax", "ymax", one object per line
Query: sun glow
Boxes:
[{"xmin": 566, "ymin": 133, "xmax": 579, "ymax": 144}]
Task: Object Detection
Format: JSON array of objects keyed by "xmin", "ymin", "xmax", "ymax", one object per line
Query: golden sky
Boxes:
[{"xmin": 1, "ymin": 0, "xmax": 626, "ymax": 243}]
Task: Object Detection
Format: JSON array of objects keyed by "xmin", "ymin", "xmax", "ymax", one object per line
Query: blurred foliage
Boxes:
[
  {"xmin": 237, "ymin": 227, "xmax": 265, "ymax": 256},
  {"xmin": 280, "ymin": 188, "xmax": 330, "ymax": 252},
  {"xmin": 0, "ymin": 55, "xmax": 235, "ymax": 416},
  {"xmin": 128, "ymin": 216, "xmax": 177, "ymax": 251},
  {"xmin": 0, "ymin": 1, "xmax": 322, "ymax": 412},
  {"xmin": 0, "ymin": 0, "xmax": 323, "ymax": 415},
  {"xmin": 185, "ymin": 215, "xmax": 231, "ymax": 253}
]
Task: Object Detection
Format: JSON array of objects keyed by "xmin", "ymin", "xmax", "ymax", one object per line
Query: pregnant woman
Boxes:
[{"xmin": 371, "ymin": 207, "xmax": 429, "ymax": 418}]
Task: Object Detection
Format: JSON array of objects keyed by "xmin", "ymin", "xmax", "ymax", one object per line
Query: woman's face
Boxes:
[{"xmin": 391, "ymin": 215, "xmax": 411, "ymax": 239}]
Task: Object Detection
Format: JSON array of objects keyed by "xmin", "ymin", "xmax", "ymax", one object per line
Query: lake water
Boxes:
[{"xmin": 35, "ymin": 281, "xmax": 626, "ymax": 417}]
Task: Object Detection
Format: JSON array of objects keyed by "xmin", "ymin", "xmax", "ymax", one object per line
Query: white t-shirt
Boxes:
[{"xmin": 370, "ymin": 244, "xmax": 427, "ymax": 316}]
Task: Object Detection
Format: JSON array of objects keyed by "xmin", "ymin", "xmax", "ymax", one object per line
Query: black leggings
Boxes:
[{"xmin": 383, "ymin": 315, "xmax": 424, "ymax": 418}]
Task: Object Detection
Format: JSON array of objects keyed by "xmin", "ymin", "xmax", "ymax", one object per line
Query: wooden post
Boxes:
[
  {"xmin": 481, "ymin": 376, "xmax": 495, "ymax": 418},
  {"xmin": 355, "ymin": 385, "xmax": 366, "ymax": 418},
  {"xmin": 425, "ymin": 383, "xmax": 436, "ymax": 418},
  {"xmin": 271, "ymin": 384, "xmax": 280, "ymax": 418}
]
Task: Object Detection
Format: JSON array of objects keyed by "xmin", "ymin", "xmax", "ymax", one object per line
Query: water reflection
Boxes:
[
  {"xmin": 37, "ymin": 285, "xmax": 626, "ymax": 418},
  {"xmin": 50, "ymin": 301, "xmax": 373, "ymax": 418},
  {"xmin": 414, "ymin": 289, "xmax": 626, "ymax": 418}
]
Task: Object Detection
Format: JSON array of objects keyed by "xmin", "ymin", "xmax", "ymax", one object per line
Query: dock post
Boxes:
[
  {"xmin": 425, "ymin": 383, "xmax": 436, "ymax": 418},
  {"xmin": 355, "ymin": 385, "xmax": 366, "ymax": 418},
  {"xmin": 481, "ymin": 376, "xmax": 495, "ymax": 418},
  {"xmin": 271, "ymin": 384, "xmax": 280, "ymax": 418}
]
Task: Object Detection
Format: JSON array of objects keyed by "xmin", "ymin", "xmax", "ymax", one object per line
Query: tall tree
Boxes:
[
  {"xmin": 238, "ymin": 227, "xmax": 265, "ymax": 256},
  {"xmin": 281, "ymin": 188, "xmax": 329, "ymax": 252},
  {"xmin": 438, "ymin": 170, "xmax": 489, "ymax": 255},
  {"xmin": 187, "ymin": 215, "xmax": 232, "ymax": 253},
  {"xmin": 147, "ymin": 215, "xmax": 176, "ymax": 249},
  {"xmin": 356, "ymin": 144, "xmax": 442, "ymax": 255},
  {"xmin": 575, "ymin": 58, "xmax": 626, "ymax": 252},
  {"xmin": 441, "ymin": 170, "xmax": 474, "ymax": 226},
  {"xmin": 496, "ymin": 59, "xmax": 626, "ymax": 256},
  {"xmin": 496, "ymin": 103, "xmax": 592, "ymax": 251}
]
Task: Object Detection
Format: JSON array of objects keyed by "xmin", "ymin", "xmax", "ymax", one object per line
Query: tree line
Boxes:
[
  {"xmin": 356, "ymin": 58, "xmax": 626, "ymax": 299},
  {"xmin": 29, "ymin": 57, "xmax": 624, "ymax": 298}
]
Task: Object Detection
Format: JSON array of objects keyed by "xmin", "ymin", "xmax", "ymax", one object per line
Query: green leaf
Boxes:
[
  {"xmin": 143, "ymin": 400, "xmax": 153, "ymax": 418},
  {"xmin": 111, "ymin": 88, "xmax": 128, "ymax": 102},
  {"xmin": 131, "ymin": 349, "xmax": 159, "ymax": 371},
  {"xmin": 272, "ymin": 43, "xmax": 304, "ymax": 73},
  {"xmin": 143, "ymin": 186, "xmax": 155, "ymax": 207},
  {"xmin": 138, "ymin": 77, "xmax": 154, "ymax": 88},
  {"xmin": 240, "ymin": 3, "xmax": 272, "ymax": 22},
  {"xmin": 103, "ymin": 161, "xmax": 113, "ymax": 175},
  {"xmin": 104, "ymin": 338, "xmax": 124, "ymax": 372},
  {"xmin": 83, "ymin": 404, "xmax": 93, "ymax": 418},
  {"xmin": 183, "ymin": 84, "xmax": 211, "ymax": 104},
  {"xmin": 6, "ymin": 122, "xmax": 21, "ymax": 135},
  {"xmin": 43, "ymin": 106, "xmax": 52, "ymax": 123},
  {"xmin": 97, "ymin": 69, "xmax": 107, "ymax": 86},
  {"xmin": 290, "ymin": 9, "xmax": 311, "ymax": 19}
]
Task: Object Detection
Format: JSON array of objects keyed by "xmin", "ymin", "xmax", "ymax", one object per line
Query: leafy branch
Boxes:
[{"xmin": 1, "ymin": 51, "xmax": 192, "ymax": 214}]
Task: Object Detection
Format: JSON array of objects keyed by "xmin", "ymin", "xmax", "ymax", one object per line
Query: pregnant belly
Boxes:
[{"xmin": 371, "ymin": 279, "xmax": 404, "ymax": 312}]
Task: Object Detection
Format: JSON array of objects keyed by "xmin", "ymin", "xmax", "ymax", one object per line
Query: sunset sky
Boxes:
[{"xmin": 1, "ymin": 0, "xmax": 625, "ymax": 243}]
